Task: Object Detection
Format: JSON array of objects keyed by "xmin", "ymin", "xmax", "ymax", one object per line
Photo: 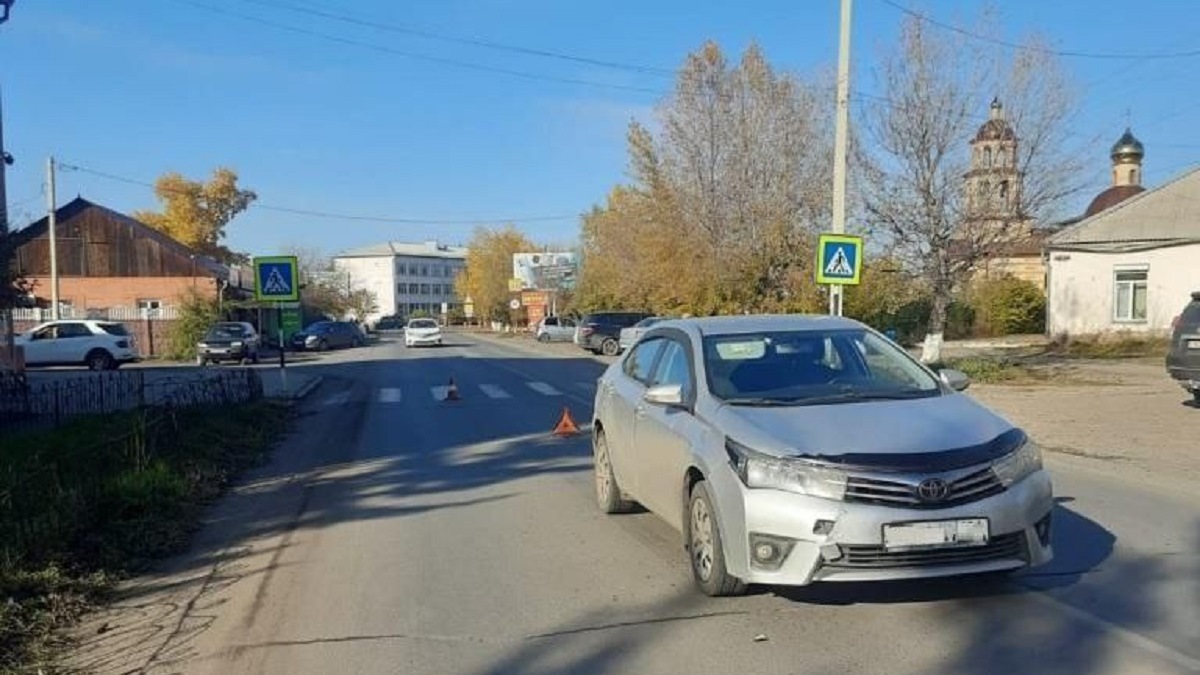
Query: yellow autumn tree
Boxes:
[
  {"xmin": 134, "ymin": 168, "xmax": 257, "ymax": 264},
  {"xmin": 455, "ymin": 225, "xmax": 536, "ymax": 322}
]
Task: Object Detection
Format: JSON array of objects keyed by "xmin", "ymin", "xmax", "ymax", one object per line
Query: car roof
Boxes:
[{"xmin": 655, "ymin": 313, "xmax": 866, "ymax": 336}]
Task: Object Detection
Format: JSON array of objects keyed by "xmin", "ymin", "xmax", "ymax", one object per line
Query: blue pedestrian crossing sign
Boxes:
[
  {"xmin": 816, "ymin": 234, "xmax": 863, "ymax": 285},
  {"xmin": 254, "ymin": 256, "xmax": 300, "ymax": 302}
]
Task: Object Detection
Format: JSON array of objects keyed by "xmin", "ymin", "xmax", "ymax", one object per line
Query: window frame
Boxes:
[{"xmin": 1112, "ymin": 266, "xmax": 1149, "ymax": 323}]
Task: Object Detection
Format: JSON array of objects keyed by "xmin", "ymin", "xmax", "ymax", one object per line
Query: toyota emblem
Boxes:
[{"xmin": 917, "ymin": 478, "xmax": 950, "ymax": 503}]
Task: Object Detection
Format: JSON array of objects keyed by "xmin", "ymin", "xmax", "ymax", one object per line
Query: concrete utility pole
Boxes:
[
  {"xmin": 1, "ymin": 2, "xmax": 16, "ymax": 365},
  {"xmin": 47, "ymin": 156, "xmax": 60, "ymax": 320},
  {"xmin": 829, "ymin": 0, "xmax": 853, "ymax": 317}
]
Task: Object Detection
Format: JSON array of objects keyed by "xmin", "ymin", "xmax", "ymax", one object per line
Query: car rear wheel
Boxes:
[
  {"xmin": 537, "ymin": 333, "xmax": 550, "ymax": 343},
  {"xmin": 600, "ymin": 338, "xmax": 620, "ymax": 357},
  {"xmin": 687, "ymin": 481, "xmax": 747, "ymax": 597},
  {"xmin": 86, "ymin": 349, "xmax": 115, "ymax": 372},
  {"xmin": 593, "ymin": 430, "xmax": 634, "ymax": 514},
  {"xmin": 196, "ymin": 355, "xmax": 208, "ymax": 367}
]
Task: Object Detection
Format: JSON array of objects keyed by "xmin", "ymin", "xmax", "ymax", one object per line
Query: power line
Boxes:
[
  {"xmin": 56, "ymin": 161, "xmax": 583, "ymax": 225},
  {"xmin": 240, "ymin": 0, "xmax": 675, "ymax": 77},
  {"xmin": 171, "ymin": 0, "xmax": 662, "ymax": 94},
  {"xmin": 878, "ymin": 0, "xmax": 1200, "ymax": 60}
]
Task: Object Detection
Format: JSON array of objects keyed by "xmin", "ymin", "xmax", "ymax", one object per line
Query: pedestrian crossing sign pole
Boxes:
[
  {"xmin": 254, "ymin": 256, "xmax": 301, "ymax": 395},
  {"xmin": 816, "ymin": 234, "xmax": 863, "ymax": 315}
]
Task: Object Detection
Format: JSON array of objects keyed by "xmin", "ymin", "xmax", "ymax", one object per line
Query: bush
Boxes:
[
  {"xmin": 971, "ymin": 277, "xmax": 1046, "ymax": 336},
  {"xmin": 165, "ymin": 289, "xmax": 218, "ymax": 360},
  {"xmin": 865, "ymin": 298, "xmax": 975, "ymax": 346}
]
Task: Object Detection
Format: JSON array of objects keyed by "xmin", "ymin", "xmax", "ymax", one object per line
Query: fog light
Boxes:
[
  {"xmin": 813, "ymin": 519, "xmax": 836, "ymax": 536},
  {"xmin": 1035, "ymin": 512, "xmax": 1052, "ymax": 546},
  {"xmin": 748, "ymin": 533, "xmax": 796, "ymax": 571},
  {"xmin": 819, "ymin": 544, "xmax": 842, "ymax": 562}
]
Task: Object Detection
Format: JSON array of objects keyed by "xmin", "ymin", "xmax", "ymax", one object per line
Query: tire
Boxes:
[
  {"xmin": 593, "ymin": 430, "xmax": 634, "ymax": 514},
  {"xmin": 537, "ymin": 333, "xmax": 550, "ymax": 343},
  {"xmin": 687, "ymin": 481, "xmax": 747, "ymax": 597},
  {"xmin": 600, "ymin": 338, "xmax": 620, "ymax": 357},
  {"xmin": 316, "ymin": 339, "xmax": 329, "ymax": 352},
  {"xmin": 86, "ymin": 349, "xmax": 115, "ymax": 372},
  {"xmin": 252, "ymin": 352, "xmax": 261, "ymax": 365}
]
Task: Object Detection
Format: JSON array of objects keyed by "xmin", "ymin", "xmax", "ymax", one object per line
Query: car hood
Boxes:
[{"xmin": 710, "ymin": 393, "xmax": 1018, "ymax": 469}]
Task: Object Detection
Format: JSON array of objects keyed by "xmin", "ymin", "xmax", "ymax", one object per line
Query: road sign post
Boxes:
[
  {"xmin": 816, "ymin": 234, "xmax": 863, "ymax": 316},
  {"xmin": 254, "ymin": 256, "xmax": 300, "ymax": 397}
]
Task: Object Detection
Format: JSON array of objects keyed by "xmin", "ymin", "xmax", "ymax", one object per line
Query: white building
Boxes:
[
  {"xmin": 334, "ymin": 240, "xmax": 468, "ymax": 322},
  {"xmin": 1047, "ymin": 148, "xmax": 1200, "ymax": 337}
]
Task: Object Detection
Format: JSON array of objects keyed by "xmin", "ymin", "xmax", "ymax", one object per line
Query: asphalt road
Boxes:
[{"xmin": 65, "ymin": 331, "xmax": 1200, "ymax": 675}]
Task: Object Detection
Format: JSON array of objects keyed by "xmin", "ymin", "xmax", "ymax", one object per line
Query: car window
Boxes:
[
  {"xmin": 651, "ymin": 340, "xmax": 694, "ymax": 400},
  {"xmin": 208, "ymin": 324, "xmax": 249, "ymax": 339},
  {"xmin": 703, "ymin": 329, "xmax": 939, "ymax": 403},
  {"xmin": 409, "ymin": 319, "xmax": 438, "ymax": 329},
  {"xmin": 623, "ymin": 338, "xmax": 664, "ymax": 384},
  {"xmin": 32, "ymin": 325, "xmax": 57, "ymax": 340},
  {"xmin": 58, "ymin": 323, "xmax": 93, "ymax": 338},
  {"xmin": 1182, "ymin": 301, "xmax": 1200, "ymax": 326},
  {"xmin": 98, "ymin": 323, "xmax": 130, "ymax": 336},
  {"xmin": 543, "ymin": 317, "xmax": 558, "ymax": 327}
]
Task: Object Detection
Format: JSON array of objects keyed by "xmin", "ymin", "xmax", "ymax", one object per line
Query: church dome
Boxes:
[
  {"xmin": 974, "ymin": 98, "xmax": 1015, "ymax": 142},
  {"xmin": 1110, "ymin": 128, "xmax": 1144, "ymax": 162}
]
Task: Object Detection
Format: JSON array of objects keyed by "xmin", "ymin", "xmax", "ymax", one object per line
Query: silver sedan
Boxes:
[{"xmin": 591, "ymin": 314, "xmax": 1054, "ymax": 596}]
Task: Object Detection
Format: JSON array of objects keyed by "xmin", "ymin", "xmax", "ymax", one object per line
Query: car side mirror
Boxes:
[
  {"xmin": 938, "ymin": 368, "xmax": 971, "ymax": 392},
  {"xmin": 644, "ymin": 384, "xmax": 685, "ymax": 407}
]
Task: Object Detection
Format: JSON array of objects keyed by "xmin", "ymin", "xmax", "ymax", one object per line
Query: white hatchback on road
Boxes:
[
  {"xmin": 591, "ymin": 315, "xmax": 1053, "ymax": 596},
  {"xmin": 404, "ymin": 318, "xmax": 443, "ymax": 348},
  {"xmin": 15, "ymin": 319, "xmax": 140, "ymax": 370}
]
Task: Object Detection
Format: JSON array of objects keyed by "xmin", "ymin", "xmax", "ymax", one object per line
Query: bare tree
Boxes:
[{"xmin": 861, "ymin": 13, "xmax": 1086, "ymax": 361}]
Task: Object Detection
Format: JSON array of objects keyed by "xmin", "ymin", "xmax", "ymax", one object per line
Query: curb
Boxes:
[{"xmin": 269, "ymin": 374, "xmax": 323, "ymax": 402}]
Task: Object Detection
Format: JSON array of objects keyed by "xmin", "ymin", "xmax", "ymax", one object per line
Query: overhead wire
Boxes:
[
  {"xmin": 239, "ymin": 0, "xmax": 676, "ymax": 77},
  {"xmin": 55, "ymin": 161, "xmax": 584, "ymax": 225}
]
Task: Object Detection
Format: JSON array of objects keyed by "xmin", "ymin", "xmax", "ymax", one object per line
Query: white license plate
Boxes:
[
  {"xmin": 1187, "ymin": 339, "xmax": 1200, "ymax": 349},
  {"xmin": 883, "ymin": 519, "xmax": 989, "ymax": 551}
]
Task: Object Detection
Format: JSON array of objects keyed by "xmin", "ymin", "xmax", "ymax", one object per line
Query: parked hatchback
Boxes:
[
  {"xmin": 536, "ymin": 316, "xmax": 577, "ymax": 343},
  {"xmin": 574, "ymin": 311, "xmax": 652, "ymax": 356},
  {"xmin": 591, "ymin": 315, "xmax": 1053, "ymax": 596},
  {"xmin": 1166, "ymin": 291, "xmax": 1200, "ymax": 404},
  {"xmin": 15, "ymin": 320, "xmax": 139, "ymax": 371}
]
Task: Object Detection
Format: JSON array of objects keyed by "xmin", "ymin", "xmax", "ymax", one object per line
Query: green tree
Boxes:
[
  {"xmin": 166, "ymin": 289, "xmax": 218, "ymax": 361},
  {"xmin": 134, "ymin": 168, "xmax": 257, "ymax": 265}
]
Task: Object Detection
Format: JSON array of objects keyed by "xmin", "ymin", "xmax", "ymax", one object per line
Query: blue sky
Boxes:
[{"xmin": 1, "ymin": 0, "xmax": 1197, "ymax": 257}]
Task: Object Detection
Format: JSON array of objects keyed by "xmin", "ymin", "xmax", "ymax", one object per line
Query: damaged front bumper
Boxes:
[{"xmin": 714, "ymin": 469, "xmax": 1054, "ymax": 586}]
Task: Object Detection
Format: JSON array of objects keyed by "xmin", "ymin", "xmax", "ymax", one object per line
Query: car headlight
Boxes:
[
  {"xmin": 991, "ymin": 439, "xmax": 1043, "ymax": 487},
  {"xmin": 725, "ymin": 438, "xmax": 847, "ymax": 501}
]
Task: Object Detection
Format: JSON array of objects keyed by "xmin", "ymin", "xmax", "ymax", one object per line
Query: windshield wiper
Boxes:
[
  {"xmin": 786, "ymin": 389, "xmax": 935, "ymax": 406},
  {"xmin": 722, "ymin": 397, "xmax": 806, "ymax": 407}
]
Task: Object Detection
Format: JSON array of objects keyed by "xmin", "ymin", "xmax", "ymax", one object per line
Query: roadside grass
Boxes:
[
  {"xmin": 0, "ymin": 401, "xmax": 290, "ymax": 674},
  {"xmin": 940, "ymin": 356, "xmax": 1110, "ymax": 386}
]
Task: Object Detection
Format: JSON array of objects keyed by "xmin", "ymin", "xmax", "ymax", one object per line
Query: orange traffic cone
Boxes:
[
  {"xmin": 552, "ymin": 406, "xmax": 581, "ymax": 437},
  {"xmin": 445, "ymin": 377, "xmax": 461, "ymax": 402}
]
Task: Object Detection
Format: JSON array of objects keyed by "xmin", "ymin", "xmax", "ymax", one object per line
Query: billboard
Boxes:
[{"xmin": 512, "ymin": 252, "xmax": 578, "ymax": 291}]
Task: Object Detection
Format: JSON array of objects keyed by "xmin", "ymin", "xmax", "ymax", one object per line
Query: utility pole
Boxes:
[
  {"xmin": 1, "ymin": 2, "xmax": 17, "ymax": 366},
  {"xmin": 47, "ymin": 156, "xmax": 60, "ymax": 320},
  {"xmin": 829, "ymin": 0, "xmax": 853, "ymax": 317}
]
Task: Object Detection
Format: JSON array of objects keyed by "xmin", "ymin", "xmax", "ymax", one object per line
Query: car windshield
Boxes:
[
  {"xmin": 409, "ymin": 319, "xmax": 438, "ymax": 329},
  {"xmin": 703, "ymin": 329, "xmax": 940, "ymax": 405},
  {"xmin": 206, "ymin": 324, "xmax": 249, "ymax": 339}
]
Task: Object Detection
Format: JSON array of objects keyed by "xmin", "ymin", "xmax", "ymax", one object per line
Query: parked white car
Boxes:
[
  {"xmin": 404, "ymin": 318, "xmax": 442, "ymax": 348},
  {"xmin": 619, "ymin": 316, "xmax": 667, "ymax": 351},
  {"xmin": 15, "ymin": 320, "xmax": 140, "ymax": 370}
]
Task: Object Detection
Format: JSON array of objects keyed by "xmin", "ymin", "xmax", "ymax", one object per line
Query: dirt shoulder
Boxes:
[{"xmin": 968, "ymin": 358, "xmax": 1198, "ymax": 496}]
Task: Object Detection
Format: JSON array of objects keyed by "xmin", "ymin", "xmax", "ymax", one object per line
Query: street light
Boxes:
[{"xmin": 0, "ymin": 1, "xmax": 15, "ymax": 24}]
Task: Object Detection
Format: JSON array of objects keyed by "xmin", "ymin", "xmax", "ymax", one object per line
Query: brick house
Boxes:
[{"xmin": 7, "ymin": 196, "xmax": 227, "ymax": 315}]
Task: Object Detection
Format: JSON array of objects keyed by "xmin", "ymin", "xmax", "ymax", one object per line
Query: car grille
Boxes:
[
  {"xmin": 829, "ymin": 532, "xmax": 1026, "ymax": 569},
  {"xmin": 844, "ymin": 467, "xmax": 1005, "ymax": 509}
]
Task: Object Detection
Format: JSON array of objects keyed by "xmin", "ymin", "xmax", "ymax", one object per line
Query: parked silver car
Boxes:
[
  {"xmin": 592, "ymin": 315, "xmax": 1053, "ymax": 596},
  {"xmin": 618, "ymin": 315, "xmax": 666, "ymax": 351},
  {"xmin": 536, "ymin": 316, "xmax": 577, "ymax": 343}
]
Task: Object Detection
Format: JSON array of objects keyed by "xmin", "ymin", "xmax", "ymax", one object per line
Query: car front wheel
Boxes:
[
  {"xmin": 687, "ymin": 481, "xmax": 747, "ymax": 597},
  {"xmin": 600, "ymin": 338, "xmax": 620, "ymax": 356},
  {"xmin": 86, "ymin": 349, "xmax": 116, "ymax": 372}
]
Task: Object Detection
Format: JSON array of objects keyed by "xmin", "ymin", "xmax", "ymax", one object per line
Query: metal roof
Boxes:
[
  {"xmin": 336, "ymin": 241, "xmax": 468, "ymax": 260},
  {"xmin": 1049, "ymin": 166, "xmax": 1200, "ymax": 251}
]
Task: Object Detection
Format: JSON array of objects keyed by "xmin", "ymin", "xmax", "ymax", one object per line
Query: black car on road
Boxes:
[
  {"xmin": 1166, "ymin": 291, "xmax": 1200, "ymax": 403},
  {"xmin": 197, "ymin": 322, "xmax": 261, "ymax": 366},
  {"xmin": 291, "ymin": 321, "xmax": 366, "ymax": 351},
  {"xmin": 573, "ymin": 311, "xmax": 652, "ymax": 356}
]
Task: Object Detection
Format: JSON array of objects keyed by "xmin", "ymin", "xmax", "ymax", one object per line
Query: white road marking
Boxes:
[
  {"xmin": 478, "ymin": 384, "xmax": 511, "ymax": 399},
  {"xmin": 430, "ymin": 386, "xmax": 451, "ymax": 401},
  {"xmin": 321, "ymin": 391, "xmax": 351, "ymax": 407},
  {"xmin": 527, "ymin": 382, "xmax": 562, "ymax": 396},
  {"xmin": 378, "ymin": 387, "xmax": 402, "ymax": 403}
]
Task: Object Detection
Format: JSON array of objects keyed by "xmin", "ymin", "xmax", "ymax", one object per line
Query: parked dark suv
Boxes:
[
  {"xmin": 574, "ymin": 311, "xmax": 652, "ymax": 356},
  {"xmin": 1166, "ymin": 291, "xmax": 1200, "ymax": 404}
]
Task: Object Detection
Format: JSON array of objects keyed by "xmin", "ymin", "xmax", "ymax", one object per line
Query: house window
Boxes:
[
  {"xmin": 999, "ymin": 180, "xmax": 1009, "ymax": 201},
  {"xmin": 137, "ymin": 299, "xmax": 163, "ymax": 317},
  {"xmin": 409, "ymin": 283, "xmax": 420, "ymax": 294},
  {"xmin": 984, "ymin": 147, "xmax": 993, "ymax": 167},
  {"xmin": 396, "ymin": 262, "xmax": 407, "ymax": 276},
  {"xmin": 1113, "ymin": 269, "xmax": 1148, "ymax": 322},
  {"xmin": 420, "ymin": 283, "xmax": 430, "ymax": 295}
]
